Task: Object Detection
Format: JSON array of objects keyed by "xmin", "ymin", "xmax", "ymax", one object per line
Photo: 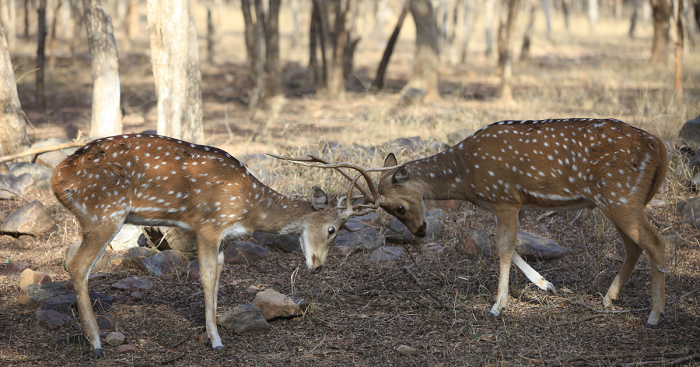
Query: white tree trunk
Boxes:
[
  {"xmin": 84, "ymin": 0, "xmax": 122, "ymax": 138},
  {"xmin": 147, "ymin": 0, "xmax": 204, "ymax": 143},
  {"xmin": 588, "ymin": 0, "xmax": 598, "ymax": 30},
  {"xmin": 0, "ymin": 20, "xmax": 29, "ymax": 155}
]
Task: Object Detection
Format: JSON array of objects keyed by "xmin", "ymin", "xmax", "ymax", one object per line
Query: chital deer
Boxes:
[
  {"xmin": 275, "ymin": 118, "xmax": 669, "ymax": 326},
  {"xmin": 52, "ymin": 134, "xmax": 365, "ymax": 357}
]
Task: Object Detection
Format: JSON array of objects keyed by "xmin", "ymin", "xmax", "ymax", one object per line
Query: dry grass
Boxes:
[{"xmin": 1, "ymin": 2, "xmax": 699, "ymax": 366}]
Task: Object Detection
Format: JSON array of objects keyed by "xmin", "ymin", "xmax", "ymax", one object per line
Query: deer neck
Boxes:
[
  {"xmin": 238, "ymin": 184, "xmax": 316, "ymax": 235},
  {"xmin": 404, "ymin": 152, "xmax": 471, "ymax": 201}
]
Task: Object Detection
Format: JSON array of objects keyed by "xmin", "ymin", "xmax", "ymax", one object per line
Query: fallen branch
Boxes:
[
  {"xmin": 518, "ymin": 351, "xmax": 689, "ymax": 366},
  {"xmin": 0, "ymin": 141, "xmax": 85, "ymax": 163}
]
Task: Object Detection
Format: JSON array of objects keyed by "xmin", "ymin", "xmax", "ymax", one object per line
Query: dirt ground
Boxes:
[{"xmin": 1, "ymin": 3, "xmax": 700, "ymax": 366}]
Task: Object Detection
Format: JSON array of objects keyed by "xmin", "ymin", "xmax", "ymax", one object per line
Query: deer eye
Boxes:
[
  {"xmin": 327, "ymin": 227, "xmax": 336, "ymax": 237},
  {"xmin": 396, "ymin": 205, "xmax": 405, "ymax": 214}
]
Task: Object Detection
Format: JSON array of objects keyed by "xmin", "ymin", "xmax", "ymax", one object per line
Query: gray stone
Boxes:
[
  {"xmin": 122, "ymin": 247, "xmax": 157, "ymax": 269},
  {"xmin": 96, "ymin": 314, "xmax": 115, "ymax": 330},
  {"xmin": 65, "ymin": 241, "xmax": 112, "ymax": 272},
  {"xmin": 329, "ymin": 227, "xmax": 383, "ymax": 256},
  {"xmin": 18, "ymin": 268, "xmax": 52, "ymax": 290},
  {"xmin": 397, "ymin": 344, "xmax": 418, "ymax": 356},
  {"xmin": 17, "ymin": 282, "xmax": 71, "ymax": 309},
  {"xmin": 224, "ymin": 241, "xmax": 270, "ymax": 265},
  {"xmin": 369, "ymin": 246, "xmax": 404, "ymax": 262},
  {"xmin": 112, "ymin": 276, "xmax": 153, "ymax": 292},
  {"xmin": 386, "ymin": 136, "xmax": 424, "ymax": 152},
  {"xmin": 0, "ymin": 200, "xmax": 55, "ymax": 237},
  {"xmin": 420, "ymin": 243, "xmax": 444, "ymax": 257},
  {"xmin": 516, "ymin": 231, "xmax": 570, "ymax": 260},
  {"xmin": 41, "ymin": 292, "xmax": 112, "ymax": 314},
  {"xmin": 399, "ymin": 87, "xmax": 427, "ymax": 106},
  {"xmin": 105, "ymin": 332, "xmax": 125, "ymax": 346},
  {"xmin": 31, "ymin": 138, "xmax": 78, "ymax": 169},
  {"xmin": 676, "ymin": 115, "xmax": 700, "ymax": 152},
  {"xmin": 0, "ymin": 173, "xmax": 35, "ymax": 199},
  {"xmin": 676, "ymin": 197, "xmax": 700, "ymax": 219},
  {"xmin": 447, "ymin": 129, "xmax": 475, "ymax": 145},
  {"xmin": 252, "ymin": 289, "xmax": 309, "ymax": 320},
  {"xmin": 109, "ymin": 224, "xmax": 143, "ymax": 252},
  {"xmin": 186, "ymin": 260, "xmax": 201, "ymax": 281},
  {"xmin": 252, "ymin": 232, "xmax": 301, "ymax": 252},
  {"xmin": 343, "ymin": 218, "xmax": 365, "ymax": 231},
  {"xmin": 7, "ymin": 162, "xmax": 53, "ymax": 185},
  {"xmin": 217, "ymin": 304, "xmax": 271, "ymax": 335},
  {"xmin": 31, "ymin": 310, "xmax": 72, "ymax": 332},
  {"xmin": 144, "ymin": 226, "xmax": 197, "ymax": 254},
  {"xmin": 2, "ymin": 261, "xmax": 30, "ymax": 274},
  {"xmin": 470, "ymin": 228, "xmax": 497, "ymax": 257},
  {"xmin": 385, "ymin": 209, "xmax": 444, "ymax": 244},
  {"xmin": 140, "ymin": 250, "xmax": 185, "ymax": 276}
]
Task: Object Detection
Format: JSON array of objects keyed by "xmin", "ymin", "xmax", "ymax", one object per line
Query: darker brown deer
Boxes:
[
  {"xmin": 377, "ymin": 118, "xmax": 669, "ymax": 326},
  {"xmin": 52, "ymin": 134, "xmax": 364, "ymax": 357}
]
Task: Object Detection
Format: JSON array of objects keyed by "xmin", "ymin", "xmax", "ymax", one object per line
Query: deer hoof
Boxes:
[
  {"xmin": 546, "ymin": 282, "xmax": 556, "ymax": 294},
  {"xmin": 213, "ymin": 346, "xmax": 224, "ymax": 351},
  {"xmin": 94, "ymin": 348, "xmax": 105, "ymax": 358}
]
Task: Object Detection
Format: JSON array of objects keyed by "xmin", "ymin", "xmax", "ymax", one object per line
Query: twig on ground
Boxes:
[
  {"xmin": 402, "ymin": 266, "xmax": 448, "ymax": 309},
  {"xmin": 518, "ymin": 352, "xmax": 690, "ymax": 366}
]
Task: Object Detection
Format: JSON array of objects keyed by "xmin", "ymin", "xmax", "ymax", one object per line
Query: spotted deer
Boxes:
[
  {"xmin": 52, "ymin": 134, "xmax": 365, "ymax": 357},
  {"xmin": 275, "ymin": 118, "xmax": 669, "ymax": 326}
]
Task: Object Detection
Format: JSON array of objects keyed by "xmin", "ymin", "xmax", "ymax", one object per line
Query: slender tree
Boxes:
[
  {"xmin": 0, "ymin": 20, "xmax": 29, "ymax": 156},
  {"xmin": 84, "ymin": 0, "xmax": 122, "ymax": 137},
  {"xmin": 498, "ymin": 0, "xmax": 520, "ymax": 102},
  {"xmin": 650, "ymin": 0, "xmax": 671, "ymax": 63},
  {"xmin": 674, "ymin": 0, "xmax": 683, "ymax": 100},
  {"xmin": 373, "ymin": 0, "xmax": 409, "ymax": 90},
  {"xmin": 147, "ymin": 0, "xmax": 204, "ymax": 143},
  {"xmin": 36, "ymin": 0, "xmax": 47, "ymax": 107},
  {"xmin": 400, "ymin": 0, "xmax": 440, "ymax": 103}
]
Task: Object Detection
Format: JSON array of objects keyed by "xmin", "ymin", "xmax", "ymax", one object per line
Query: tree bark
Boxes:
[
  {"xmin": 206, "ymin": 6, "xmax": 214, "ymax": 64},
  {"xmin": 541, "ymin": 0, "xmax": 551, "ymax": 35},
  {"xmin": 48, "ymin": 0, "xmax": 63, "ymax": 70},
  {"xmin": 147, "ymin": 0, "xmax": 204, "ymax": 143},
  {"xmin": 69, "ymin": 0, "xmax": 83, "ymax": 55},
  {"xmin": 327, "ymin": 0, "xmax": 348, "ymax": 100},
  {"xmin": 630, "ymin": 0, "xmax": 639, "ymax": 38},
  {"xmin": 675, "ymin": 0, "xmax": 683, "ymax": 100},
  {"xmin": 125, "ymin": 0, "xmax": 138, "ymax": 39},
  {"xmin": 373, "ymin": 0, "xmax": 408, "ymax": 90},
  {"xmin": 484, "ymin": 0, "xmax": 496, "ymax": 56},
  {"xmin": 0, "ymin": 20, "xmax": 29, "ymax": 156},
  {"xmin": 650, "ymin": 0, "xmax": 671, "ymax": 63},
  {"xmin": 588, "ymin": 0, "xmax": 598, "ymax": 31},
  {"xmin": 460, "ymin": 0, "xmax": 475, "ymax": 63},
  {"xmin": 36, "ymin": 0, "xmax": 47, "ymax": 107},
  {"xmin": 84, "ymin": 0, "xmax": 121, "ymax": 137},
  {"xmin": 24, "ymin": 0, "xmax": 30, "ymax": 38},
  {"xmin": 265, "ymin": 0, "xmax": 281, "ymax": 98},
  {"xmin": 498, "ymin": 0, "xmax": 519, "ymax": 103},
  {"xmin": 520, "ymin": 0, "xmax": 535, "ymax": 61},
  {"xmin": 1, "ymin": 0, "xmax": 17, "ymax": 49},
  {"xmin": 400, "ymin": 0, "xmax": 439, "ymax": 103}
]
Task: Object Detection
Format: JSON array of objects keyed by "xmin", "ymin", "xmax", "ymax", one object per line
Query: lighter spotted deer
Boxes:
[
  {"xmin": 52, "ymin": 134, "xmax": 365, "ymax": 357},
  {"xmin": 276, "ymin": 118, "xmax": 669, "ymax": 326}
]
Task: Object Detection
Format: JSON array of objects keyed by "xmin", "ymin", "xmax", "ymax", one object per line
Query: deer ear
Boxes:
[
  {"xmin": 310, "ymin": 186, "xmax": 329, "ymax": 210},
  {"xmin": 393, "ymin": 166, "xmax": 410, "ymax": 185},
  {"xmin": 383, "ymin": 153, "xmax": 398, "ymax": 167}
]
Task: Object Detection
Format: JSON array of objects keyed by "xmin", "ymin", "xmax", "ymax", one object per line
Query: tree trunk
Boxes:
[
  {"xmin": 240, "ymin": 0, "xmax": 254, "ymax": 66},
  {"xmin": 498, "ymin": 0, "xmax": 519, "ymax": 103},
  {"xmin": 290, "ymin": 0, "xmax": 302, "ymax": 49},
  {"xmin": 48, "ymin": 0, "xmax": 62, "ymax": 70},
  {"xmin": 1, "ymin": 0, "xmax": 17, "ymax": 49},
  {"xmin": 400, "ymin": 0, "xmax": 439, "ymax": 103},
  {"xmin": 520, "ymin": 0, "xmax": 535, "ymax": 61},
  {"xmin": 327, "ymin": 0, "xmax": 348, "ymax": 100},
  {"xmin": 147, "ymin": 0, "xmax": 204, "ymax": 143},
  {"xmin": 374, "ymin": 0, "xmax": 408, "ymax": 90},
  {"xmin": 84, "ymin": 0, "xmax": 121, "ymax": 137},
  {"xmin": 309, "ymin": 3, "xmax": 322, "ymax": 90},
  {"xmin": 206, "ymin": 6, "xmax": 214, "ymax": 64},
  {"xmin": 249, "ymin": 0, "xmax": 265, "ymax": 108},
  {"xmin": 630, "ymin": 0, "xmax": 639, "ymax": 38},
  {"xmin": 36, "ymin": 0, "xmax": 47, "ymax": 107},
  {"xmin": 125, "ymin": 0, "xmax": 138, "ymax": 39},
  {"xmin": 650, "ymin": 0, "xmax": 671, "ymax": 63},
  {"xmin": 675, "ymin": 0, "xmax": 683, "ymax": 100},
  {"xmin": 24, "ymin": 0, "xmax": 30, "ymax": 38},
  {"xmin": 541, "ymin": 0, "xmax": 551, "ymax": 35},
  {"xmin": 460, "ymin": 0, "xmax": 475, "ymax": 64},
  {"xmin": 0, "ymin": 20, "xmax": 29, "ymax": 156},
  {"xmin": 561, "ymin": 0, "xmax": 570, "ymax": 30},
  {"xmin": 484, "ymin": 0, "xmax": 496, "ymax": 56},
  {"xmin": 588, "ymin": 0, "xmax": 598, "ymax": 31},
  {"xmin": 69, "ymin": 0, "xmax": 83, "ymax": 55},
  {"xmin": 265, "ymin": 0, "xmax": 281, "ymax": 98}
]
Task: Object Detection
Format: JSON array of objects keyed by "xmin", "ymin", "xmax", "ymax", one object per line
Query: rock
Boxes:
[
  {"xmin": 246, "ymin": 285, "xmax": 263, "ymax": 293},
  {"xmin": 387, "ymin": 136, "xmax": 424, "ymax": 152},
  {"xmin": 31, "ymin": 310, "xmax": 72, "ymax": 332},
  {"xmin": 399, "ymin": 87, "xmax": 427, "ymax": 106},
  {"xmin": 470, "ymin": 228, "xmax": 497, "ymax": 257},
  {"xmin": 369, "ymin": 246, "xmax": 404, "ymax": 262},
  {"xmin": 112, "ymin": 276, "xmax": 153, "ymax": 293},
  {"xmin": 516, "ymin": 231, "xmax": 570, "ymax": 260},
  {"xmin": 385, "ymin": 209, "xmax": 444, "ymax": 244},
  {"xmin": 122, "ymin": 247, "xmax": 157, "ymax": 269},
  {"xmin": 31, "ymin": 138, "xmax": 78, "ymax": 169},
  {"xmin": 648, "ymin": 199, "xmax": 668, "ymax": 209},
  {"xmin": 224, "ymin": 241, "xmax": 271, "ymax": 265},
  {"xmin": 664, "ymin": 234, "xmax": 682, "ymax": 245},
  {"xmin": 109, "ymin": 224, "xmax": 143, "ymax": 252},
  {"xmin": 140, "ymin": 250, "xmax": 186, "ymax": 276},
  {"xmin": 105, "ymin": 332, "xmax": 126, "ymax": 346},
  {"xmin": 217, "ymin": 304, "xmax": 271, "ymax": 335},
  {"xmin": 89, "ymin": 292, "xmax": 113, "ymax": 310},
  {"xmin": 96, "ymin": 314, "xmax": 115, "ymax": 330},
  {"xmin": 0, "ymin": 173, "xmax": 35, "ymax": 199},
  {"xmin": 458, "ymin": 237, "xmax": 482, "ymax": 259},
  {"xmin": 343, "ymin": 218, "xmax": 365, "ymax": 231},
  {"xmin": 420, "ymin": 243, "xmax": 444, "ymax": 257},
  {"xmin": 397, "ymin": 344, "xmax": 418, "ymax": 356},
  {"xmin": 2, "ymin": 261, "xmax": 30, "ymax": 274},
  {"xmin": 676, "ymin": 197, "xmax": 700, "ymax": 219},
  {"xmin": 252, "ymin": 289, "xmax": 309, "ymax": 320},
  {"xmin": 252, "ymin": 232, "xmax": 301, "ymax": 253},
  {"xmin": 117, "ymin": 344, "xmax": 137, "ymax": 353},
  {"xmin": 17, "ymin": 282, "xmax": 71, "ymax": 309},
  {"xmin": 676, "ymin": 115, "xmax": 700, "ymax": 153},
  {"xmin": 144, "ymin": 227, "xmax": 197, "ymax": 254},
  {"xmin": 447, "ymin": 129, "xmax": 474, "ymax": 145},
  {"xmin": 329, "ymin": 227, "xmax": 383, "ymax": 256},
  {"xmin": 0, "ymin": 200, "xmax": 55, "ymax": 237},
  {"xmin": 7, "ymin": 162, "xmax": 53, "ymax": 185},
  {"xmin": 65, "ymin": 241, "xmax": 112, "ymax": 272},
  {"xmin": 19, "ymin": 268, "xmax": 52, "ymax": 290},
  {"xmin": 186, "ymin": 260, "xmax": 201, "ymax": 281},
  {"xmin": 41, "ymin": 292, "xmax": 112, "ymax": 315}
]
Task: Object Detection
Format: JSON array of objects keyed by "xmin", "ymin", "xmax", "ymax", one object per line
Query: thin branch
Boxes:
[
  {"xmin": 0, "ymin": 141, "xmax": 85, "ymax": 163},
  {"xmin": 402, "ymin": 266, "xmax": 448, "ymax": 309}
]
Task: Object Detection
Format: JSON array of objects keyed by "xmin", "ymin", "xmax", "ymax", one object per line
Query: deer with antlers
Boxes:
[
  {"xmin": 52, "ymin": 134, "xmax": 369, "ymax": 357},
  {"xmin": 275, "ymin": 118, "xmax": 669, "ymax": 326}
]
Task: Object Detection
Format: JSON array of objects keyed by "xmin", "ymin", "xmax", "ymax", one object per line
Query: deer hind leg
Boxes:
[
  {"xmin": 67, "ymin": 220, "xmax": 124, "ymax": 358},
  {"xmin": 602, "ymin": 224, "xmax": 643, "ymax": 307},
  {"xmin": 604, "ymin": 208, "xmax": 666, "ymax": 326},
  {"xmin": 196, "ymin": 232, "xmax": 224, "ymax": 351},
  {"xmin": 489, "ymin": 207, "xmax": 520, "ymax": 318}
]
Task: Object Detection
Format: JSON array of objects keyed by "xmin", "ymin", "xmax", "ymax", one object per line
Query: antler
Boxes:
[
  {"xmin": 337, "ymin": 172, "xmax": 381, "ymax": 228},
  {"xmin": 268, "ymin": 153, "xmax": 397, "ymax": 205}
]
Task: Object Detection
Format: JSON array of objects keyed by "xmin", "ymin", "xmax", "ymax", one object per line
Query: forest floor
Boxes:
[{"xmin": 1, "ymin": 6, "xmax": 700, "ymax": 367}]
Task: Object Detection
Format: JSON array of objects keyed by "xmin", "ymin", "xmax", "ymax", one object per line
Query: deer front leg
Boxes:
[
  {"xmin": 197, "ymin": 234, "xmax": 224, "ymax": 351},
  {"xmin": 489, "ymin": 207, "xmax": 520, "ymax": 318},
  {"xmin": 511, "ymin": 252, "xmax": 555, "ymax": 293}
]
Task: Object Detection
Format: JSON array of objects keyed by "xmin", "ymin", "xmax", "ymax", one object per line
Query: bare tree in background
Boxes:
[
  {"xmin": 400, "ymin": 0, "xmax": 439, "ymax": 103},
  {"xmin": 675, "ymin": 0, "xmax": 683, "ymax": 100},
  {"xmin": 374, "ymin": 0, "xmax": 408, "ymax": 90},
  {"xmin": 265, "ymin": 0, "xmax": 281, "ymax": 98},
  {"xmin": 0, "ymin": 20, "xmax": 29, "ymax": 156},
  {"xmin": 498, "ymin": 0, "xmax": 519, "ymax": 102},
  {"xmin": 520, "ymin": 0, "xmax": 535, "ymax": 61},
  {"xmin": 484, "ymin": 0, "xmax": 497, "ymax": 56},
  {"xmin": 147, "ymin": 0, "xmax": 204, "ymax": 143},
  {"xmin": 84, "ymin": 0, "xmax": 122, "ymax": 137},
  {"xmin": 588, "ymin": 0, "xmax": 598, "ymax": 31},
  {"xmin": 241, "ymin": 0, "xmax": 282, "ymax": 107},
  {"xmin": 36, "ymin": 0, "xmax": 47, "ymax": 107},
  {"xmin": 125, "ymin": 0, "xmax": 137, "ymax": 40},
  {"xmin": 1, "ymin": 0, "xmax": 17, "ymax": 49},
  {"xmin": 459, "ymin": 0, "xmax": 476, "ymax": 64},
  {"xmin": 650, "ymin": 0, "xmax": 671, "ymax": 63}
]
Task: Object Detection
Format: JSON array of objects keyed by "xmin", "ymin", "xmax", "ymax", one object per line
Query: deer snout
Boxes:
[
  {"xmin": 309, "ymin": 254, "xmax": 323, "ymax": 271},
  {"xmin": 414, "ymin": 221, "xmax": 428, "ymax": 238}
]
